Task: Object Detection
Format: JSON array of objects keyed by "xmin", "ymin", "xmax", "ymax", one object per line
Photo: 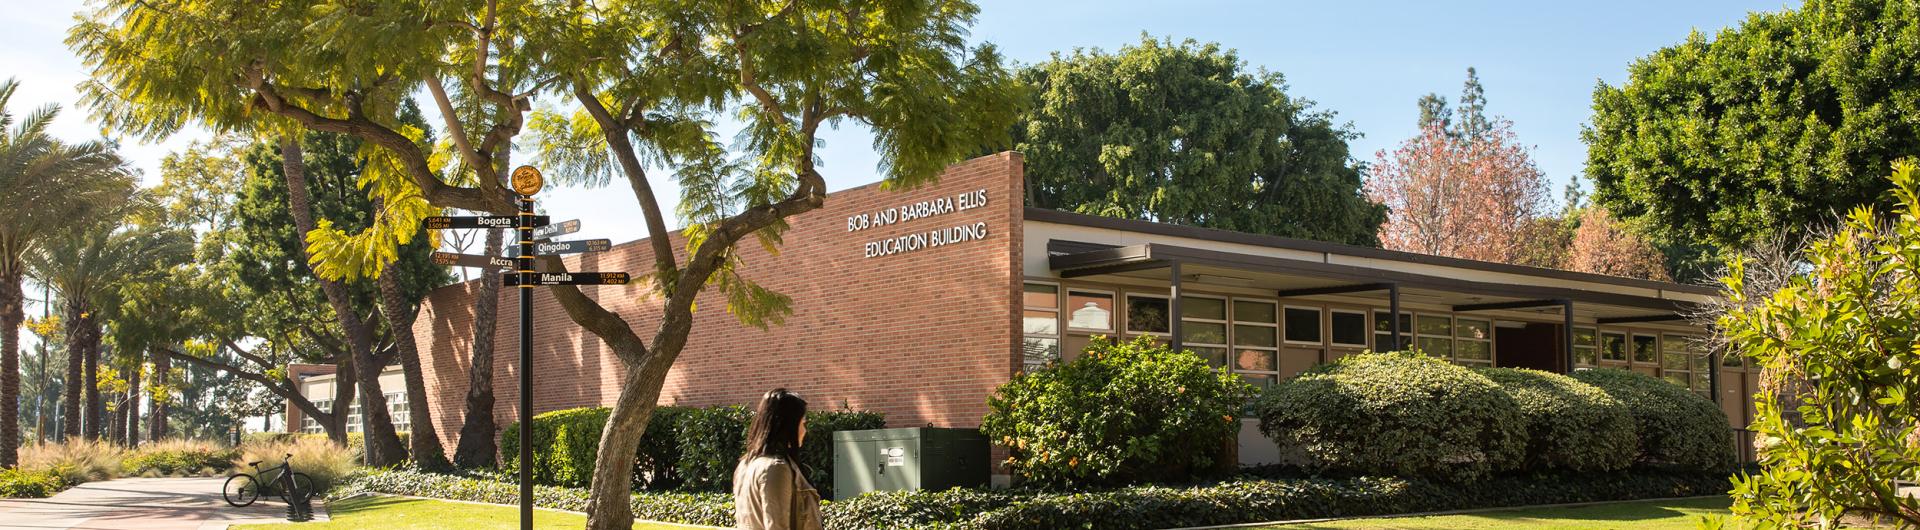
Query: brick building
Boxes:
[{"xmin": 297, "ymin": 151, "xmax": 1754, "ymax": 478}]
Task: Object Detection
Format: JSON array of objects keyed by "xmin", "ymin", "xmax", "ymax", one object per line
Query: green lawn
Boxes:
[
  {"xmin": 1257, "ymin": 497, "xmax": 1732, "ymax": 529},
  {"xmin": 233, "ymin": 496, "xmax": 718, "ymax": 530}
]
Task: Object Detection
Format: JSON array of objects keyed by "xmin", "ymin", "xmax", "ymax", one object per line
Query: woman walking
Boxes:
[{"xmin": 732, "ymin": 388, "xmax": 824, "ymax": 530}]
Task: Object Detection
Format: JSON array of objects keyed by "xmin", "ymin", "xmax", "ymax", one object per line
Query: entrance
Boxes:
[{"xmin": 1495, "ymin": 322, "xmax": 1564, "ymax": 372}]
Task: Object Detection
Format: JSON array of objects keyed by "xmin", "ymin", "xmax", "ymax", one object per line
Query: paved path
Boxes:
[{"xmin": 0, "ymin": 477, "xmax": 306, "ymax": 530}]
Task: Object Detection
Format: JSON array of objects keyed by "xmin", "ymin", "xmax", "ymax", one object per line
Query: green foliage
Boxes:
[
  {"xmin": 982, "ymin": 335, "xmax": 1254, "ymax": 487},
  {"xmin": 1719, "ymin": 160, "xmax": 1920, "ymax": 527},
  {"xmin": 500, "ymin": 407, "xmax": 610, "ymax": 489},
  {"xmin": 340, "ymin": 469, "xmax": 734, "ymax": 527},
  {"xmin": 1255, "ymin": 352, "xmax": 1525, "ymax": 481},
  {"xmin": 1584, "ymin": 0, "xmax": 1920, "ymax": 261},
  {"xmin": 1475, "ymin": 368, "xmax": 1637, "ymax": 473},
  {"xmin": 503, "ymin": 405, "xmax": 881, "ymax": 496},
  {"xmin": 1568, "ymin": 369, "xmax": 1732, "ymax": 471},
  {"xmin": 122, "ymin": 439, "xmax": 237, "ymax": 477},
  {"xmin": 1012, "ymin": 36, "xmax": 1385, "ymax": 246},
  {"xmin": 0, "ymin": 468, "xmax": 65, "ymax": 498}
]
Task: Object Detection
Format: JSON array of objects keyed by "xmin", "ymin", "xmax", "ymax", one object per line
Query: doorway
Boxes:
[{"xmin": 1495, "ymin": 322, "xmax": 1563, "ymax": 372}]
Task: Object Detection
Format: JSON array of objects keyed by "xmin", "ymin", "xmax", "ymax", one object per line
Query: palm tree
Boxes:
[
  {"xmin": 0, "ymin": 78, "xmax": 135, "ymax": 464},
  {"xmin": 28, "ymin": 197, "xmax": 187, "ymax": 442}
]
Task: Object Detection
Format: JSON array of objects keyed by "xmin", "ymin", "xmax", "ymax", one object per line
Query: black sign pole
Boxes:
[{"xmin": 517, "ymin": 195, "xmax": 535, "ymax": 530}]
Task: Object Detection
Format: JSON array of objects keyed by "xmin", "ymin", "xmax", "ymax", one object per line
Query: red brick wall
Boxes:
[{"xmin": 413, "ymin": 152, "xmax": 1026, "ymax": 457}]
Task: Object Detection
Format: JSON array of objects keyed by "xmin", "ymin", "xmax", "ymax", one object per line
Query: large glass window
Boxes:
[
  {"xmin": 1066, "ymin": 290, "xmax": 1115, "ymax": 332},
  {"xmin": 1373, "ymin": 311, "xmax": 1411, "ymax": 351},
  {"xmin": 1632, "ymin": 334, "xmax": 1658, "ymax": 364},
  {"xmin": 1573, "ymin": 327, "xmax": 1597, "ymax": 367},
  {"xmin": 1232, "ymin": 299, "xmax": 1280, "ymax": 388},
  {"xmin": 1023, "ymin": 283, "xmax": 1062, "ymax": 370},
  {"xmin": 1600, "ymin": 332, "xmax": 1628, "ymax": 362},
  {"xmin": 1663, "ymin": 334, "xmax": 1711, "ymax": 396},
  {"xmin": 1454, "ymin": 318, "xmax": 1493, "ymax": 365},
  {"xmin": 1416, "ymin": 314, "xmax": 1452, "ymax": 357},
  {"xmin": 1126, "ymin": 294, "xmax": 1171, "ymax": 335},
  {"xmin": 1330, "ymin": 311, "xmax": 1369, "ymax": 348},
  {"xmin": 301, "ymin": 399, "xmax": 332, "ymax": 434},
  {"xmin": 1181, "ymin": 296, "xmax": 1229, "ymax": 367},
  {"xmin": 388, "ymin": 392, "xmax": 410, "ymax": 433},
  {"xmin": 1284, "ymin": 307, "xmax": 1323, "ymax": 344}
]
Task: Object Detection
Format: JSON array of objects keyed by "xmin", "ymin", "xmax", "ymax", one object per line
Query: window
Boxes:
[
  {"xmin": 1330, "ymin": 311, "xmax": 1369, "ymax": 348},
  {"xmin": 1066, "ymin": 290, "xmax": 1115, "ymax": 332},
  {"xmin": 1231, "ymin": 299, "xmax": 1280, "ymax": 388},
  {"xmin": 1373, "ymin": 311, "xmax": 1411, "ymax": 351},
  {"xmin": 347, "ymin": 403, "xmax": 363, "ymax": 433},
  {"xmin": 387, "ymin": 392, "xmax": 410, "ymax": 433},
  {"xmin": 301, "ymin": 399, "xmax": 332, "ymax": 434},
  {"xmin": 1416, "ymin": 314, "xmax": 1452, "ymax": 357},
  {"xmin": 1454, "ymin": 318, "xmax": 1493, "ymax": 365},
  {"xmin": 1181, "ymin": 296, "xmax": 1229, "ymax": 367},
  {"xmin": 1127, "ymin": 294, "xmax": 1171, "ymax": 334},
  {"xmin": 1632, "ymin": 334, "xmax": 1657, "ymax": 364},
  {"xmin": 1600, "ymin": 332, "xmax": 1628, "ymax": 362},
  {"xmin": 1283, "ymin": 306, "xmax": 1323, "ymax": 344},
  {"xmin": 1023, "ymin": 283, "xmax": 1062, "ymax": 369},
  {"xmin": 1573, "ymin": 327, "xmax": 1597, "ymax": 367},
  {"xmin": 1663, "ymin": 334, "xmax": 1710, "ymax": 396}
]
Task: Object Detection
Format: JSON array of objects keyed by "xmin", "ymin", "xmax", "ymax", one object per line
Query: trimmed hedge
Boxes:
[
  {"xmin": 1254, "ymin": 352, "xmax": 1525, "ymax": 481},
  {"xmin": 345, "ymin": 466, "xmax": 1730, "ymax": 530},
  {"xmin": 982, "ymin": 336, "xmax": 1255, "ymax": 487},
  {"xmin": 1476, "ymin": 367, "xmax": 1637, "ymax": 472},
  {"xmin": 502, "ymin": 404, "xmax": 883, "ymax": 497},
  {"xmin": 0, "ymin": 468, "xmax": 65, "ymax": 498},
  {"xmin": 1571, "ymin": 368, "xmax": 1735, "ymax": 470}
]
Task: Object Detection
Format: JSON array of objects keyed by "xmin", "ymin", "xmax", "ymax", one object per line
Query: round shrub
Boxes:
[
  {"xmin": 1476, "ymin": 367, "xmax": 1636, "ymax": 472},
  {"xmin": 1254, "ymin": 352, "xmax": 1525, "ymax": 481},
  {"xmin": 0, "ymin": 468, "xmax": 65, "ymax": 498},
  {"xmin": 502, "ymin": 407, "xmax": 610, "ymax": 488},
  {"xmin": 1570, "ymin": 368, "xmax": 1734, "ymax": 470},
  {"xmin": 982, "ymin": 335, "xmax": 1256, "ymax": 488}
]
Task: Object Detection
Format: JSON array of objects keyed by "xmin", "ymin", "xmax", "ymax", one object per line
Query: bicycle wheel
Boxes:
[
  {"xmin": 222, "ymin": 474, "xmax": 260, "ymax": 507},
  {"xmin": 280, "ymin": 472, "xmax": 315, "ymax": 504}
]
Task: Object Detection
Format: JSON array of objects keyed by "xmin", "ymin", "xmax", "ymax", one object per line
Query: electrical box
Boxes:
[{"xmin": 831, "ymin": 427, "xmax": 989, "ymax": 500}]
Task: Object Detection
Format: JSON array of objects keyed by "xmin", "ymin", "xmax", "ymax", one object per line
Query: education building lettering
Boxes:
[{"xmin": 850, "ymin": 189, "xmax": 992, "ymax": 258}]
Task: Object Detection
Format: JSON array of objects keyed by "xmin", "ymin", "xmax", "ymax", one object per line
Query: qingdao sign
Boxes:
[{"xmin": 849, "ymin": 188, "xmax": 993, "ymax": 258}]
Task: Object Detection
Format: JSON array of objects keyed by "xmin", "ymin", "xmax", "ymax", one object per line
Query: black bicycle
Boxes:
[{"xmin": 222, "ymin": 453, "xmax": 314, "ymax": 507}]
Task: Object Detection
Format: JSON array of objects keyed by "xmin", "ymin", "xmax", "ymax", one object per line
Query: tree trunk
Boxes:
[
  {"xmin": 149, "ymin": 348, "xmax": 168, "ymax": 440},
  {"xmin": 125, "ymin": 358, "xmax": 141, "ymax": 445},
  {"xmin": 279, "ymin": 138, "xmax": 406, "ymax": 465},
  {"xmin": 453, "ymin": 226, "xmax": 502, "ymax": 469},
  {"xmin": 0, "ymin": 266, "xmax": 22, "ymax": 466},
  {"xmin": 377, "ymin": 265, "xmax": 448, "ymax": 471},
  {"xmin": 328, "ymin": 355, "xmax": 355, "ymax": 445},
  {"xmin": 79, "ymin": 306, "xmax": 102, "ymax": 441},
  {"xmin": 107, "ymin": 366, "xmax": 125, "ymax": 445},
  {"xmin": 586, "ymin": 305, "xmax": 699, "ymax": 530},
  {"xmin": 60, "ymin": 300, "xmax": 82, "ymax": 441}
]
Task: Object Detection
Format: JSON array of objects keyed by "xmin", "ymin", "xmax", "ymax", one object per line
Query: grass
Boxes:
[
  {"xmin": 1256, "ymin": 496, "xmax": 1732, "ymax": 529},
  {"xmin": 233, "ymin": 495, "xmax": 719, "ymax": 530}
]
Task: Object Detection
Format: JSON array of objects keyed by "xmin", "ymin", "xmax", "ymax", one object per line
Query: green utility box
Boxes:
[{"xmin": 832, "ymin": 427, "xmax": 989, "ymax": 500}]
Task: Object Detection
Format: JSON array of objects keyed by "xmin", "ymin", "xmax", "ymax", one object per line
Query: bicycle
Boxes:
[{"xmin": 222, "ymin": 453, "xmax": 314, "ymax": 508}]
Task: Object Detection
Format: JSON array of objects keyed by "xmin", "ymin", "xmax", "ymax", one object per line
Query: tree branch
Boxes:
[{"xmin": 571, "ymin": 82, "xmax": 678, "ymax": 280}]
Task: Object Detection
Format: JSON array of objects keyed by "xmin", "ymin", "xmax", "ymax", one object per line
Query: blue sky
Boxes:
[{"xmin": 4, "ymin": 0, "xmax": 1792, "ymax": 316}]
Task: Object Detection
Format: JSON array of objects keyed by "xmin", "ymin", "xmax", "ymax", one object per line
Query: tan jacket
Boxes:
[{"xmin": 732, "ymin": 456, "xmax": 823, "ymax": 530}]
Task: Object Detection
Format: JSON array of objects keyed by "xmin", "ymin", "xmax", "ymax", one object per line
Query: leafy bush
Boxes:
[
  {"xmin": 234, "ymin": 436, "xmax": 359, "ymax": 494},
  {"xmin": 983, "ymin": 336, "xmax": 1254, "ymax": 488},
  {"xmin": 339, "ymin": 469, "xmax": 733, "ymax": 527},
  {"xmin": 20, "ymin": 439, "xmax": 124, "ymax": 486},
  {"xmin": 672, "ymin": 405, "xmax": 751, "ymax": 492},
  {"xmin": 501, "ymin": 407, "xmax": 609, "ymax": 488},
  {"xmin": 1476, "ymin": 368, "xmax": 1636, "ymax": 472},
  {"xmin": 1570, "ymin": 368, "xmax": 1733, "ymax": 471},
  {"xmin": 0, "ymin": 468, "xmax": 66, "ymax": 498},
  {"xmin": 1255, "ymin": 351, "xmax": 1525, "ymax": 481},
  {"xmin": 124, "ymin": 439, "xmax": 237, "ymax": 477}
]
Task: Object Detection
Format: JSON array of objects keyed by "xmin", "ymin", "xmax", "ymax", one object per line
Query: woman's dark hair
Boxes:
[{"xmin": 741, "ymin": 388, "xmax": 809, "ymax": 464}]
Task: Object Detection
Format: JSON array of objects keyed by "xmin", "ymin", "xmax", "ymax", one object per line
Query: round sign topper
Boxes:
[{"xmin": 511, "ymin": 165, "xmax": 545, "ymax": 196}]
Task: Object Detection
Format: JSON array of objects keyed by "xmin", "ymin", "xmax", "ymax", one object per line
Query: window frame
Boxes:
[
  {"xmin": 1328, "ymin": 309, "xmax": 1371, "ymax": 349},
  {"xmin": 1178, "ymin": 294, "xmax": 1231, "ymax": 367},
  {"xmin": 1282, "ymin": 305, "xmax": 1326, "ymax": 346},
  {"xmin": 1064, "ymin": 288, "xmax": 1119, "ymax": 333},
  {"xmin": 1373, "ymin": 310, "xmax": 1413, "ymax": 351},
  {"xmin": 1452, "ymin": 316, "xmax": 1494, "ymax": 366},
  {"xmin": 1022, "ymin": 281, "xmax": 1064, "ymax": 369},
  {"xmin": 1229, "ymin": 297, "xmax": 1281, "ymax": 385},
  {"xmin": 1125, "ymin": 292, "xmax": 1173, "ymax": 336},
  {"xmin": 1572, "ymin": 326, "xmax": 1598, "ymax": 368}
]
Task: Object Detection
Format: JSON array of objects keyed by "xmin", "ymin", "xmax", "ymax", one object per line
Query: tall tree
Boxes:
[
  {"xmin": 1566, "ymin": 206, "xmax": 1670, "ymax": 281},
  {"xmin": 1584, "ymin": 0, "xmax": 1920, "ymax": 273},
  {"xmin": 1011, "ymin": 36, "xmax": 1385, "ymax": 245},
  {"xmin": 1367, "ymin": 120, "xmax": 1548, "ymax": 263},
  {"xmin": 71, "ymin": 3, "xmax": 1018, "ymax": 527},
  {"xmin": 0, "ymin": 78, "xmax": 134, "ymax": 463}
]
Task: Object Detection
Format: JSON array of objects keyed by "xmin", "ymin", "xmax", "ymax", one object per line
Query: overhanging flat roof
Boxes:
[
  {"xmin": 1029, "ymin": 207, "xmax": 1720, "ymax": 297},
  {"xmin": 1046, "ymin": 240, "xmax": 1704, "ymax": 313}
]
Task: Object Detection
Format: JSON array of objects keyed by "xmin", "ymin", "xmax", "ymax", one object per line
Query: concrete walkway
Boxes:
[{"xmin": 0, "ymin": 477, "xmax": 309, "ymax": 530}]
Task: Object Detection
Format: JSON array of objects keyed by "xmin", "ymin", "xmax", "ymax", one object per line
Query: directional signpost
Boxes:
[{"xmin": 420, "ymin": 166, "xmax": 626, "ymax": 530}]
